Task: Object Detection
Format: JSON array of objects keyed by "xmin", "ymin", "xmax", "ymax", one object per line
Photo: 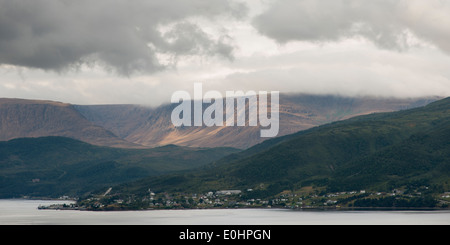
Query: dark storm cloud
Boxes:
[
  {"xmin": 0, "ymin": 0, "xmax": 247, "ymax": 75},
  {"xmin": 253, "ymin": 0, "xmax": 450, "ymax": 53}
]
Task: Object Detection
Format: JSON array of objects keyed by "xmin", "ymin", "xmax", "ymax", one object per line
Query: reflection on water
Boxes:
[{"xmin": 0, "ymin": 199, "xmax": 449, "ymax": 225}]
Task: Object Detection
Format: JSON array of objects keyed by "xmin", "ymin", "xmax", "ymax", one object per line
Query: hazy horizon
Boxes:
[{"xmin": 1, "ymin": 0, "xmax": 450, "ymax": 106}]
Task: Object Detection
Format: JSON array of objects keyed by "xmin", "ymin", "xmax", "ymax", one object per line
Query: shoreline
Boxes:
[
  {"xmin": 2, "ymin": 198, "xmax": 449, "ymax": 212},
  {"xmin": 1, "ymin": 197, "xmax": 78, "ymax": 202},
  {"xmin": 36, "ymin": 204, "xmax": 450, "ymax": 212}
]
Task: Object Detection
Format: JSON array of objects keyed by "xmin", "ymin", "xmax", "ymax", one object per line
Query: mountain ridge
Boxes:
[
  {"xmin": 0, "ymin": 98, "xmax": 143, "ymax": 149},
  {"xmin": 75, "ymin": 94, "xmax": 439, "ymax": 149},
  {"xmin": 0, "ymin": 95, "xmax": 438, "ymax": 150}
]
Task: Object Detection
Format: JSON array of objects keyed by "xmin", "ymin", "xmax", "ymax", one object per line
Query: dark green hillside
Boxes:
[
  {"xmin": 0, "ymin": 137, "xmax": 240, "ymax": 198},
  {"xmin": 329, "ymin": 120, "xmax": 450, "ymax": 192},
  {"xmin": 97, "ymin": 98, "xmax": 450, "ymax": 209},
  {"xmin": 226, "ymin": 98, "xmax": 450, "ymax": 190}
]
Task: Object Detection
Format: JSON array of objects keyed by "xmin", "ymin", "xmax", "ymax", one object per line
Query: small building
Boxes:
[{"xmin": 216, "ymin": 190, "xmax": 242, "ymax": 196}]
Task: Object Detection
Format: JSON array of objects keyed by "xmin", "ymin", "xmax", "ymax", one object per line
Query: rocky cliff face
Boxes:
[{"xmin": 0, "ymin": 98, "xmax": 141, "ymax": 148}]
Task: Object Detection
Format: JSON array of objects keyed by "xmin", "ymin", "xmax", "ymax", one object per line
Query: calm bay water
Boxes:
[{"xmin": 0, "ymin": 199, "xmax": 449, "ymax": 225}]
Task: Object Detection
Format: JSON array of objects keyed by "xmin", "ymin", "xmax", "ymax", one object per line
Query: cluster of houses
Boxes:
[{"xmin": 81, "ymin": 184, "xmax": 449, "ymax": 210}]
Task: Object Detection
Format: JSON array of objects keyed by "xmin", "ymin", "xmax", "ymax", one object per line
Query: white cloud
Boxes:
[
  {"xmin": 0, "ymin": 0, "xmax": 246, "ymax": 75},
  {"xmin": 0, "ymin": 0, "xmax": 449, "ymax": 105},
  {"xmin": 252, "ymin": 0, "xmax": 450, "ymax": 54}
]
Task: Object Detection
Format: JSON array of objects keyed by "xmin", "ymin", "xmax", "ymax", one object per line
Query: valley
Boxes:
[{"xmin": 0, "ymin": 95, "xmax": 448, "ymax": 210}]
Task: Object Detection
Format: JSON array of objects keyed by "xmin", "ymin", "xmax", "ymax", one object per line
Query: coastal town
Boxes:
[{"xmin": 50, "ymin": 185, "xmax": 450, "ymax": 211}]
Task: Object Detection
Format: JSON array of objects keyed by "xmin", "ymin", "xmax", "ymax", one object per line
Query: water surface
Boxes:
[{"xmin": 0, "ymin": 199, "xmax": 449, "ymax": 225}]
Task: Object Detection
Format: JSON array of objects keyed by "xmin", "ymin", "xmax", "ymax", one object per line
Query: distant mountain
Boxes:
[
  {"xmin": 0, "ymin": 96, "xmax": 438, "ymax": 150},
  {"xmin": 0, "ymin": 136, "xmax": 240, "ymax": 198},
  {"xmin": 104, "ymin": 97, "xmax": 450, "ymax": 203},
  {"xmin": 73, "ymin": 104, "xmax": 155, "ymax": 139},
  {"xmin": 75, "ymin": 95, "xmax": 438, "ymax": 149},
  {"xmin": 0, "ymin": 98, "xmax": 141, "ymax": 148}
]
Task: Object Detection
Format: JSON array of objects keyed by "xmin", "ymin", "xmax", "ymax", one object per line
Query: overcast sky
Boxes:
[{"xmin": 1, "ymin": 0, "xmax": 450, "ymax": 106}]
